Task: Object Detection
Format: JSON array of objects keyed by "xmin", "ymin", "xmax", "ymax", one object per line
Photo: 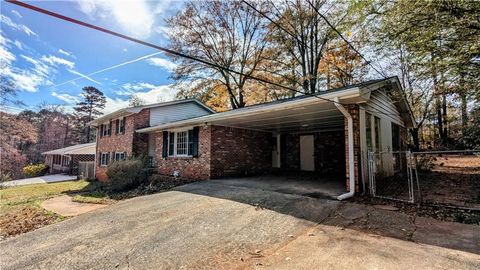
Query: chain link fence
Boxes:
[
  {"xmin": 410, "ymin": 150, "xmax": 480, "ymax": 209},
  {"xmin": 368, "ymin": 150, "xmax": 480, "ymax": 208},
  {"xmin": 368, "ymin": 151, "xmax": 414, "ymax": 203}
]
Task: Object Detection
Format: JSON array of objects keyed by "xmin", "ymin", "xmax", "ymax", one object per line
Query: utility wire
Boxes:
[
  {"xmin": 305, "ymin": 0, "xmax": 388, "ymax": 79},
  {"xmin": 241, "ymin": 0, "xmax": 354, "ymax": 81},
  {"xmin": 6, "ymin": 0, "xmax": 347, "ymax": 105}
]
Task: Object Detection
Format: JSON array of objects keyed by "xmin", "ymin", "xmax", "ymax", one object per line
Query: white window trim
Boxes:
[
  {"xmin": 114, "ymin": 151, "xmax": 126, "ymax": 161},
  {"xmin": 117, "ymin": 118, "xmax": 125, "ymax": 134},
  {"xmin": 168, "ymin": 128, "xmax": 193, "ymax": 157},
  {"xmin": 100, "ymin": 152, "xmax": 109, "ymax": 166},
  {"xmin": 102, "ymin": 122, "xmax": 111, "ymax": 137}
]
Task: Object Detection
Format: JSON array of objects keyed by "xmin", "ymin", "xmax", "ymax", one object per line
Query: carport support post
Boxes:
[{"xmin": 334, "ymin": 98, "xmax": 355, "ymax": 200}]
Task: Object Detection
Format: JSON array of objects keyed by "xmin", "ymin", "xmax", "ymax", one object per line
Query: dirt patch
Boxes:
[
  {"xmin": 0, "ymin": 206, "xmax": 61, "ymax": 240},
  {"xmin": 354, "ymin": 196, "xmax": 480, "ymax": 225},
  {"xmin": 416, "ymin": 155, "xmax": 480, "ymax": 208}
]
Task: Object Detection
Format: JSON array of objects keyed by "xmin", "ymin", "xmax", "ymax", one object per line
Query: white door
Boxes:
[{"xmin": 300, "ymin": 135, "xmax": 315, "ymax": 171}]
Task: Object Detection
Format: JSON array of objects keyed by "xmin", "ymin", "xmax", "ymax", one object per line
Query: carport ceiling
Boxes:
[{"xmin": 210, "ymin": 102, "xmax": 344, "ymax": 132}]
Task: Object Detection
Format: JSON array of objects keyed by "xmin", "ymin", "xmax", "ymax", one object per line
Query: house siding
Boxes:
[
  {"xmin": 149, "ymin": 102, "xmax": 212, "ymax": 126},
  {"xmin": 95, "ymin": 109, "xmax": 150, "ymax": 181}
]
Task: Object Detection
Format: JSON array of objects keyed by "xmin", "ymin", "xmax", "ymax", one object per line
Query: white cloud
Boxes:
[
  {"xmin": 122, "ymin": 48, "xmax": 128, "ymax": 52},
  {"xmin": 0, "ymin": 46, "xmax": 16, "ymax": 65},
  {"xmin": 51, "ymin": 92, "xmax": 81, "ymax": 104},
  {"xmin": 40, "ymin": 55, "xmax": 75, "ymax": 69},
  {"xmin": 103, "ymin": 96, "xmax": 130, "ymax": 114},
  {"xmin": 114, "ymin": 82, "xmax": 178, "ymax": 102},
  {"xmin": 0, "ymin": 15, "xmax": 37, "ymax": 36},
  {"xmin": 11, "ymin": 10, "xmax": 22, "ymax": 19},
  {"xmin": 68, "ymin": 70, "xmax": 102, "ymax": 85},
  {"xmin": 146, "ymin": 57, "xmax": 177, "ymax": 71},
  {"xmin": 58, "ymin": 49, "xmax": 74, "ymax": 58},
  {"xmin": 13, "ymin": 40, "xmax": 23, "ymax": 50},
  {"xmin": 76, "ymin": 0, "xmax": 154, "ymax": 37}
]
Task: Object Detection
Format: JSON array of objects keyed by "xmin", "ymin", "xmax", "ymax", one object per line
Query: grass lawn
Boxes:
[{"xmin": 0, "ymin": 180, "xmax": 94, "ymax": 239}]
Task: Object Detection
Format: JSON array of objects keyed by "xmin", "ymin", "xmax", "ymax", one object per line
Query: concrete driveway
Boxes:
[
  {"xmin": 0, "ymin": 174, "xmax": 77, "ymax": 187},
  {"xmin": 1, "ymin": 180, "xmax": 479, "ymax": 270}
]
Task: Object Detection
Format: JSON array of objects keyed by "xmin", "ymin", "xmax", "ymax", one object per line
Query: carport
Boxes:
[
  {"xmin": 138, "ymin": 84, "xmax": 368, "ymax": 200},
  {"xmin": 203, "ymin": 95, "xmax": 349, "ymax": 199}
]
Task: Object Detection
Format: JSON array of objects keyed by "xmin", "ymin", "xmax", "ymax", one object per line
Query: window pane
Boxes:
[
  {"xmin": 176, "ymin": 131, "xmax": 188, "ymax": 155},
  {"xmin": 374, "ymin": 117, "xmax": 381, "ymax": 152},
  {"xmin": 365, "ymin": 112, "xmax": 372, "ymax": 151}
]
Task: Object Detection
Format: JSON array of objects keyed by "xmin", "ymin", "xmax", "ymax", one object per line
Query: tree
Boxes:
[
  {"xmin": 73, "ymin": 86, "xmax": 106, "ymax": 143},
  {"xmin": 357, "ymin": 0, "xmax": 480, "ymax": 148},
  {"xmin": 167, "ymin": 0, "xmax": 268, "ymax": 109},
  {"xmin": 0, "ymin": 112, "xmax": 37, "ymax": 179},
  {"xmin": 128, "ymin": 94, "xmax": 146, "ymax": 107}
]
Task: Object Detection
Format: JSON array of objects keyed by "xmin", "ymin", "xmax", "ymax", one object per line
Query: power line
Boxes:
[
  {"xmin": 241, "ymin": 0, "xmax": 354, "ymax": 81},
  {"xmin": 6, "ymin": 0, "xmax": 347, "ymax": 106},
  {"xmin": 305, "ymin": 0, "xmax": 388, "ymax": 79}
]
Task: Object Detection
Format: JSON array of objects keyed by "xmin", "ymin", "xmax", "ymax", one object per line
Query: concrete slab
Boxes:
[
  {"xmin": 210, "ymin": 174, "xmax": 345, "ymax": 199},
  {"xmin": 1, "ymin": 174, "xmax": 78, "ymax": 187},
  {"xmin": 413, "ymin": 216, "xmax": 480, "ymax": 255},
  {"xmin": 254, "ymin": 225, "xmax": 480, "ymax": 270},
  {"xmin": 41, "ymin": 195, "xmax": 107, "ymax": 217}
]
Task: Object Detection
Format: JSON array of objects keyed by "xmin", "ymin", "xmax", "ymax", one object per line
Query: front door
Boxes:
[{"xmin": 300, "ymin": 135, "xmax": 315, "ymax": 171}]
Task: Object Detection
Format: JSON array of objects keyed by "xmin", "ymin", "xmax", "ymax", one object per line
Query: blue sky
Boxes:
[{"xmin": 1, "ymin": 0, "xmax": 184, "ymax": 113}]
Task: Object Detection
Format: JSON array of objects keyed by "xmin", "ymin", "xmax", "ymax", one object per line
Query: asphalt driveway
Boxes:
[
  {"xmin": 0, "ymin": 174, "xmax": 77, "ymax": 187},
  {"xmin": 1, "ymin": 180, "xmax": 479, "ymax": 269}
]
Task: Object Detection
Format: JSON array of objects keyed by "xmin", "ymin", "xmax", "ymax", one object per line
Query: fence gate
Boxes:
[
  {"xmin": 78, "ymin": 161, "xmax": 95, "ymax": 180},
  {"xmin": 368, "ymin": 151, "xmax": 415, "ymax": 203}
]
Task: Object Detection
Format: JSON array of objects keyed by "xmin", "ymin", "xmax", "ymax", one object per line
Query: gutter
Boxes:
[
  {"xmin": 137, "ymin": 87, "xmax": 362, "ymax": 133},
  {"xmin": 334, "ymin": 97, "xmax": 355, "ymax": 200}
]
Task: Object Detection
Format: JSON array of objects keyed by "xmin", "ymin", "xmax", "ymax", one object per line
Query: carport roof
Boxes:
[
  {"xmin": 137, "ymin": 77, "xmax": 414, "ymax": 133},
  {"xmin": 42, "ymin": 143, "xmax": 96, "ymax": 156}
]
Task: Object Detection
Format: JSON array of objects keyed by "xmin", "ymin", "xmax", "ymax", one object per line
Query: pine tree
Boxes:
[{"xmin": 74, "ymin": 86, "xmax": 106, "ymax": 143}]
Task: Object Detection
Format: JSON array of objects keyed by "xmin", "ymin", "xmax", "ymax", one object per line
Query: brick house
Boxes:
[
  {"xmin": 136, "ymin": 77, "xmax": 415, "ymax": 199},
  {"xmin": 89, "ymin": 99, "xmax": 215, "ymax": 181}
]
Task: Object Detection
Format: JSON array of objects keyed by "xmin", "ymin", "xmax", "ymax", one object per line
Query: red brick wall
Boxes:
[
  {"xmin": 344, "ymin": 104, "xmax": 361, "ymax": 192},
  {"xmin": 281, "ymin": 131, "xmax": 345, "ymax": 177},
  {"xmin": 210, "ymin": 126, "xmax": 272, "ymax": 178},
  {"xmin": 155, "ymin": 126, "xmax": 211, "ymax": 180},
  {"xmin": 314, "ymin": 131, "xmax": 345, "ymax": 177},
  {"xmin": 95, "ymin": 109, "xmax": 150, "ymax": 181},
  {"xmin": 154, "ymin": 125, "xmax": 272, "ymax": 180}
]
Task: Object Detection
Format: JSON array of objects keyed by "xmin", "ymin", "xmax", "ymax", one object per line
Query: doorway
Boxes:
[{"xmin": 300, "ymin": 135, "xmax": 314, "ymax": 171}]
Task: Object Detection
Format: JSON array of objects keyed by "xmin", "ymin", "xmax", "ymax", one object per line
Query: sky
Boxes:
[{"xmin": 0, "ymin": 0, "xmax": 185, "ymax": 114}]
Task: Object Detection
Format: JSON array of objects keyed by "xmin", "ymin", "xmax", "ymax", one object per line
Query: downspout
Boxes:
[{"xmin": 334, "ymin": 97, "xmax": 355, "ymax": 200}]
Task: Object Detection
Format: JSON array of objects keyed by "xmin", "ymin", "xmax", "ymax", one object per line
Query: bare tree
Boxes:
[{"xmin": 167, "ymin": 0, "xmax": 268, "ymax": 109}]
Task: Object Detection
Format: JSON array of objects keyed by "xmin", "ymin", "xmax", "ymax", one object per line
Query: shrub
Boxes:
[
  {"xmin": 0, "ymin": 172, "xmax": 13, "ymax": 182},
  {"xmin": 106, "ymin": 158, "xmax": 146, "ymax": 192},
  {"xmin": 23, "ymin": 164, "xmax": 49, "ymax": 178}
]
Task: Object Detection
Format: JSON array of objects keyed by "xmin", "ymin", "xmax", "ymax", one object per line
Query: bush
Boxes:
[
  {"xmin": 105, "ymin": 158, "xmax": 146, "ymax": 192},
  {"xmin": 23, "ymin": 164, "xmax": 49, "ymax": 178},
  {"xmin": 0, "ymin": 172, "xmax": 13, "ymax": 182}
]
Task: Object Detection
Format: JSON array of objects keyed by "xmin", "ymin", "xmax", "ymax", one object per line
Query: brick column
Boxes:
[{"xmin": 344, "ymin": 104, "xmax": 361, "ymax": 192}]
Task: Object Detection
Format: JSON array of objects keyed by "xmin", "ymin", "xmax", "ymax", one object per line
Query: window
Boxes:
[
  {"xmin": 114, "ymin": 152, "xmax": 126, "ymax": 161},
  {"xmin": 374, "ymin": 116, "xmax": 382, "ymax": 152},
  {"xmin": 365, "ymin": 112, "xmax": 373, "ymax": 151},
  {"xmin": 101, "ymin": 122, "xmax": 111, "ymax": 137},
  {"xmin": 392, "ymin": 123, "xmax": 401, "ymax": 151},
  {"xmin": 116, "ymin": 118, "xmax": 125, "ymax": 134},
  {"xmin": 167, "ymin": 130, "xmax": 193, "ymax": 157},
  {"xmin": 100, "ymin": 152, "xmax": 110, "ymax": 166}
]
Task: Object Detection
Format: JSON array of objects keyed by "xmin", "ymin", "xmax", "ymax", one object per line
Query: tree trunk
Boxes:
[{"xmin": 410, "ymin": 127, "xmax": 420, "ymax": 151}]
